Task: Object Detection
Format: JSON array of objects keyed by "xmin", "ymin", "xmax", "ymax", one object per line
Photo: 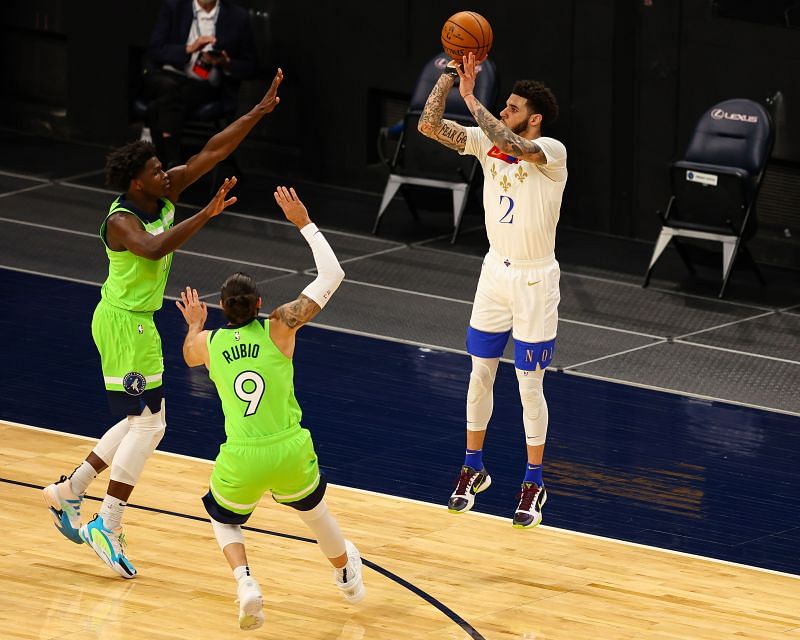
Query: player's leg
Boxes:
[
  {"xmin": 78, "ymin": 304, "xmax": 166, "ymax": 577},
  {"xmin": 510, "ymin": 260, "xmax": 560, "ymax": 528},
  {"xmin": 42, "ymin": 420, "xmax": 127, "ymax": 544},
  {"xmin": 449, "ymin": 257, "xmax": 511, "ymax": 513},
  {"xmin": 202, "ymin": 443, "xmax": 267, "ymax": 630},
  {"xmin": 274, "ymin": 430, "xmax": 365, "ymax": 604}
]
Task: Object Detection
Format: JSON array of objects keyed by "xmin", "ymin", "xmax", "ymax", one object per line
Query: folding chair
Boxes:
[
  {"xmin": 373, "ymin": 53, "xmax": 498, "ymax": 243},
  {"xmin": 643, "ymin": 98, "xmax": 774, "ymax": 297}
]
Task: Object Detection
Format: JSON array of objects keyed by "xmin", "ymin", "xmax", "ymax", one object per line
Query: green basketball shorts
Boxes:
[{"xmin": 207, "ymin": 427, "xmax": 321, "ymax": 519}]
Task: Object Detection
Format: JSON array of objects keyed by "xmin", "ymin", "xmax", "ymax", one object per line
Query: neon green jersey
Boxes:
[
  {"xmin": 207, "ymin": 318, "xmax": 303, "ymax": 440},
  {"xmin": 99, "ymin": 196, "xmax": 175, "ymax": 312}
]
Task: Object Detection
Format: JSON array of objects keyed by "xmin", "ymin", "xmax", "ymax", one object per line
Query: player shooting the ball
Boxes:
[{"xmin": 419, "ymin": 50, "xmax": 567, "ymax": 529}]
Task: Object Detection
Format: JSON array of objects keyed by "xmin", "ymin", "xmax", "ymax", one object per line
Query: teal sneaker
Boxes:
[
  {"xmin": 42, "ymin": 475, "xmax": 84, "ymax": 544},
  {"xmin": 79, "ymin": 515, "xmax": 137, "ymax": 579}
]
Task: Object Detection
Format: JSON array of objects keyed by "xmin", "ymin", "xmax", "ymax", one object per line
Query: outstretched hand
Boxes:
[
  {"xmin": 273, "ymin": 186, "xmax": 312, "ymax": 229},
  {"xmin": 176, "ymin": 286, "xmax": 208, "ymax": 328},
  {"xmin": 202, "ymin": 176, "xmax": 238, "ymax": 218},
  {"xmin": 259, "ymin": 68, "xmax": 284, "ymax": 113},
  {"xmin": 456, "ymin": 52, "xmax": 477, "ymax": 99}
]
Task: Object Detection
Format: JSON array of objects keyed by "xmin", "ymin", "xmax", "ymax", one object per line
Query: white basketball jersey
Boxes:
[{"xmin": 461, "ymin": 128, "xmax": 567, "ymax": 260}]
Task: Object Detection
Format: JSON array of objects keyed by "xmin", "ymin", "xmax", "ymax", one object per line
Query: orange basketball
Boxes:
[{"xmin": 441, "ymin": 11, "xmax": 493, "ymax": 62}]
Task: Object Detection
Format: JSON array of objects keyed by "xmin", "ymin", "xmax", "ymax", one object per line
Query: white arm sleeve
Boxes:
[{"xmin": 300, "ymin": 223, "xmax": 345, "ymax": 308}]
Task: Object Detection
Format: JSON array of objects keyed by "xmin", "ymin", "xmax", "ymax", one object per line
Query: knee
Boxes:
[{"xmin": 467, "ymin": 358, "xmax": 498, "ymax": 405}]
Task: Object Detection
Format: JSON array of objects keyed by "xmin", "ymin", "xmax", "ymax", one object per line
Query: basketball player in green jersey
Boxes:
[
  {"xmin": 176, "ymin": 186, "xmax": 363, "ymax": 630},
  {"xmin": 42, "ymin": 69, "xmax": 284, "ymax": 579}
]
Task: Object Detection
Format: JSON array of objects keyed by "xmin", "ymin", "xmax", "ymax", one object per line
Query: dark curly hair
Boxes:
[
  {"xmin": 511, "ymin": 80, "xmax": 559, "ymax": 127},
  {"xmin": 221, "ymin": 272, "xmax": 261, "ymax": 324},
  {"xmin": 105, "ymin": 141, "xmax": 157, "ymax": 191}
]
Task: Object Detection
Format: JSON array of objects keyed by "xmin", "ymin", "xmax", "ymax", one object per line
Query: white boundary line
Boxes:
[
  {"xmin": 3, "ymin": 418, "xmax": 798, "ymax": 581},
  {"xmin": 673, "ymin": 339, "xmax": 800, "ymax": 366},
  {"xmin": 57, "ymin": 180, "xmax": 406, "ymax": 245},
  {"xmin": 5, "ymin": 180, "xmax": 785, "ymax": 313},
  {"xmin": 561, "ymin": 340, "xmax": 667, "ymax": 370},
  {"xmin": 0, "ymin": 183, "xmax": 53, "ymax": 199},
  {"xmin": 675, "ymin": 310, "xmax": 776, "ymax": 340},
  {"xmin": 0, "ymin": 169, "xmax": 51, "ymax": 183},
  {"xmin": 563, "ymin": 369, "xmax": 800, "ymax": 417},
  {"xmin": 1, "ymin": 264, "xmax": 796, "ymax": 415}
]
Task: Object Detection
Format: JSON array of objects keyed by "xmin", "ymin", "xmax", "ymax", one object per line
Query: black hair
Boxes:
[
  {"xmin": 105, "ymin": 141, "xmax": 157, "ymax": 191},
  {"xmin": 511, "ymin": 80, "xmax": 559, "ymax": 126},
  {"xmin": 221, "ymin": 272, "xmax": 260, "ymax": 324}
]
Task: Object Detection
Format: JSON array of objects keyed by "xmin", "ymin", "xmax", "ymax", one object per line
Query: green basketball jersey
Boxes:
[
  {"xmin": 207, "ymin": 318, "xmax": 303, "ymax": 440},
  {"xmin": 99, "ymin": 196, "xmax": 175, "ymax": 312}
]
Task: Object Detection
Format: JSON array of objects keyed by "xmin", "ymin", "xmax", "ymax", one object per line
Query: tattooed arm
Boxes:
[
  {"xmin": 417, "ymin": 74, "xmax": 469, "ymax": 152},
  {"xmin": 456, "ymin": 52, "xmax": 547, "ymax": 164},
  {"xmin": 464, "ymin": 95, "xmax": 547, "ymax": 164}
]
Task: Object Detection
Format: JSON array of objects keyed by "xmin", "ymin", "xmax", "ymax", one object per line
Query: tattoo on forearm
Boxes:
[
  {"xmin": 439, "ymin": 122, "xmax": 468, "ymax": 146},
  {"xmin": 419, "ymin": 75, "xmax": 454, "ymax": 133},
  {"xmin": 469, "ymin": 100, "xmax": 542, "ymax": 157},
  {"xmin": 277, "ymin": 294, "xmax": 321, "ymax": 329}
]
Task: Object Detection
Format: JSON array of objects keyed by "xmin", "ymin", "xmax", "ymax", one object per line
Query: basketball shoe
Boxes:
[
  {"xmin": 79, "ymin": 515, "xmax": 137, "ymax": 579},
  {"xmin": 335, "ymin": 540, "xmax": 366, "ymax": 604},
  {"xmin": 512, "ymin": 482, "xmax": 547, "ymax": 529},
  {"xmin": 43, "ymin": 475, "xmax": 84, "ymax": 544},
  {"xmin": 236, "ymin": 576, "xmax": 264, "ymax": 631},
  {"xmin": 447, "ymin": 465, "xmax": 492, "ymax": 513}
]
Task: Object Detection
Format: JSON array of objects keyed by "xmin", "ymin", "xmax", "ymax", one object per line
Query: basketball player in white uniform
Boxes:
[{"xmin": 418, "ymin": 52, "xmax": 566, "ymax": 528}]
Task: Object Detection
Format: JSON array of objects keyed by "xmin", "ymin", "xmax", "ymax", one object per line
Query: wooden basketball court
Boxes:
[{"xmin": 1, "ymin": 421, "xmax": 798, "ymax": 639}]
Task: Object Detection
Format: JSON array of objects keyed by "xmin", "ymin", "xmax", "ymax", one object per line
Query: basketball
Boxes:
[{"xmin": 441, "ymin": 11, "xmax": 493, "ymax": 62}]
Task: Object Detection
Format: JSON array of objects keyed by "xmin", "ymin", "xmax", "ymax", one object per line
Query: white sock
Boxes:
[
  {"xmin": 99, "ymin": 495, "xmax": 127, "ymax": 531},
  {"xmin": 68, "ymin": 461, "xmax": 97, "ymax": 496},
  {"xmin": 335, "ymin": 562, "xmax": 352, "ymax": 583},
  {"xmin": 233, "ymin": 565, "xmax": 252, "ymax": 583}
]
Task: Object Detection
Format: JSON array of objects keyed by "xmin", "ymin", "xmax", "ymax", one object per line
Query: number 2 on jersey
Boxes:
[
  {"xmin": 234, "ymin": 371, "xmax": 265, "ymax": 416},
  {"xmin": 499, "ymin": 195, "xmax": 515, "ymax": 223}
]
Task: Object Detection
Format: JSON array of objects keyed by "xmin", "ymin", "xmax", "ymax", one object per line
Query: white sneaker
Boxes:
[
  {"xmin": 237, "ymin": 577, "xmax": 264, "ymax": 631},
  {"xmin": 43, "ymin": 475, "xmax": 84, "ymax": 544},
  {"xmin": 334, "ymin": 540, "xmax": 366, "ymax": 604}
]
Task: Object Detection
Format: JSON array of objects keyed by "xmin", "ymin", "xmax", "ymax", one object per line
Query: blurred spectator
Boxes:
[{"xmin": 142, "ymin": 0, "xmax": 256, "ymax": 167}]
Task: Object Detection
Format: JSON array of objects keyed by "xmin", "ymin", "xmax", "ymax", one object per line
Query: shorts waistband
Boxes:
[
  {"xmin": 225, "ymin": 426, "xmax": 303, "ymax": 447},
  {"xmin": 487, "ymin": 249, "xmax": 556, "ymax": 268}
]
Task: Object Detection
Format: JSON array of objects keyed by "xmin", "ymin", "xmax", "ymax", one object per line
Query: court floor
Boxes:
[{"xmin": 0, "ymin": 138, "xmax": 798, "ymax": 638}]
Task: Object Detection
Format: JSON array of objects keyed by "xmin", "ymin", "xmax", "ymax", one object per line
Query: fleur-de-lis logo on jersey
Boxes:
[
  {"xmin": 234, "ymin": 330, "xmax": 241, "ymax": 342},
  {"xmin": 137, "ymin": 324, "xmax": 143, "ymax": 334},
  {"xmin": 490, "ymin": 164, "xmax": 497, "ymax": 180},
  {"xmin": 515, "ymin": 165, "xmax": 528, "ymax": 183},
  {"xmin": 499, "ymin": 175, "xmax": 512, "ymax": 193}
]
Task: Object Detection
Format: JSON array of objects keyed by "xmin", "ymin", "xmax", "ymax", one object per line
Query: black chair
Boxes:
[
  {"xmin": 373, "ymin": 53, "xmax": 498, "ymax": 243},
  {"xmin": 643, "ymin": 98, "xmax": 774, "ymax": 297}
]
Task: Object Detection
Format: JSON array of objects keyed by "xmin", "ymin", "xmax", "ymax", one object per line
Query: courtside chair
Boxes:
[
  {"xmin": 643, "ymin": 98, "xmax": 774, "ymax": 298},
  {"xmin": 373, "ymin": 53, "xmax": 498, "ymax": 243}
]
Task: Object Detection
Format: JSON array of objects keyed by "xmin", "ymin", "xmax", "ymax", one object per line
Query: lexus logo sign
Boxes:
[{"xmin": 711, "ymin": 108, "xmax": 759, "ymax": 123}]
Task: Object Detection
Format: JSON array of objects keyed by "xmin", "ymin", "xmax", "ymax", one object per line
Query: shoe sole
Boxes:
[
  {"xmin": 42, "ymin": 486, "xmax": 83, "ymax": 544},
  {"xmin": 448, "ymin": 474, "xmax": 492, "ymax": 514},
  {"xmin": 239, "ymin": 596, "xmax": 264, "ymax": 630}
]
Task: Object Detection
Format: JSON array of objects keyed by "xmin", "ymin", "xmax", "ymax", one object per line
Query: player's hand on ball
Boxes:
[
  {"xmin": 176, "ymin": 286, "xmax": 208, "ymax": 327},
  {"xmin": 456, "ymin": 52, "xmax": 477, "ymax": 98},
  {"xmin": 273, "ymin": 186, "xmax": 312, "ymax": 229}
]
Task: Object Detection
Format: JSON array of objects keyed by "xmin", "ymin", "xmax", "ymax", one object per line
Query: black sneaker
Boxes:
[
  {"xmin": 512, "ymin": 482, "xmax": 547, "ymax": 528},
  {"xmin": 448, "ymin": 466, "xmax": 492, "ymax": 513}
]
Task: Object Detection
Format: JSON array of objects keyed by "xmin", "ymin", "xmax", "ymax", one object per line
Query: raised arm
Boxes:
[
  {"xmin": 106, "ymin": 177, "xmax": 238, "ymax": 260},
  {"xmin": 165, "ymin": 68, "xmax": 283, "ymax": 201},
  {"xmin": 457, "ymin": 53, "xmax": 547, "ymax": 164},
  {"xmin": 269, "ymin": 187, "xmax": 344, "ymax": 344},
  {"xmin": 176, "ymin": 287, "xmax": 210, "ymax": 368},
  {"xmin": 417, "ymin": 72, "xmax": 468, "ymax": 152}
]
